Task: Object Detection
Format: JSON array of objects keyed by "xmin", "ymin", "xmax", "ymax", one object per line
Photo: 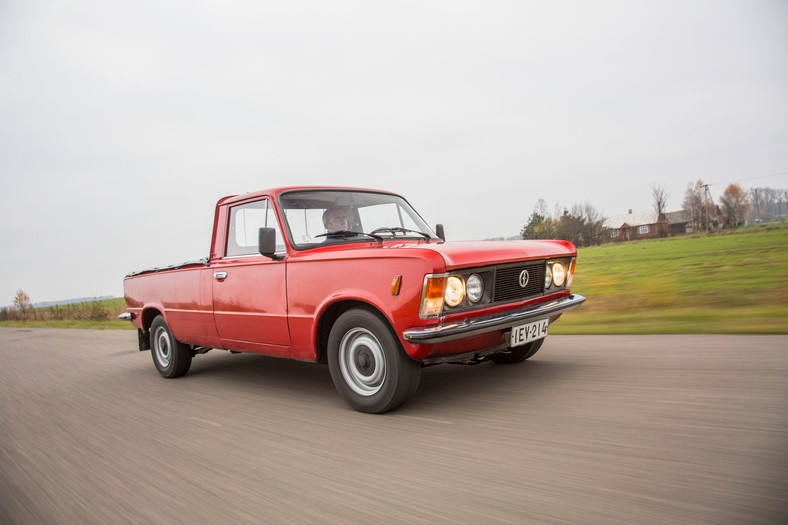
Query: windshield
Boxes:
[{"xmin": 279, "ymin": 190, "xmax": 437, "ymax": 248}]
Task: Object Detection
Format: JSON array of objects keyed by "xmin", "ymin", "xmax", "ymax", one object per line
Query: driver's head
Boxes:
[{"xmin": 322, "ymin": 208, "xmax": 349, "ymax": 233}]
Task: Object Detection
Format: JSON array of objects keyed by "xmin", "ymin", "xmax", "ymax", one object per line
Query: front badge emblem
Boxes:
[{"xmin": 519, "ymin": 270, "xmax": 529, "ymax": 288}]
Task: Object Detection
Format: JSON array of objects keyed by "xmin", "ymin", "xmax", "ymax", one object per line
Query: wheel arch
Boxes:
[
  {"xmin": 141, "ymin": 307, "xmax": 165, "ymax": 338},
  {"xmin": 315, "ymin": 300, "xmax": 395, "ymax": 365}
]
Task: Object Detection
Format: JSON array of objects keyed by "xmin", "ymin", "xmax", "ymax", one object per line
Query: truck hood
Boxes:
[{"xmin": 396, "ymin": 239, "xmax": 577, "ymax": 270}]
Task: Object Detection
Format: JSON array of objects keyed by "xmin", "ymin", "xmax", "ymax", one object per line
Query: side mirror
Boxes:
[
  {"xmin": 259, "ymin": 228, "xmax": 284, "ymax": 260},
  {"xmin": 435, "ymin": 224, "xmax": 446, "ymax": 241}
]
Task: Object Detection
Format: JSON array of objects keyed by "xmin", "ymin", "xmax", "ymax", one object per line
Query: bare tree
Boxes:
[
  {"xmin": 682, "ymin": 179, "xmax": 713, "ymax": 232},
  {"xmin": 747, "ymin": 187, "xmax": 786, "ymax": 222},
  {"xmin": 650, "ymin": 183, "xmax": 669, "ymax": 215},
  {"xmin": 535, "ymin": 198, "xmax": 549, "ymax": 217},
  {"xmin": 650, "ymin": 183, "xmax": 670, "ymax": 237}
]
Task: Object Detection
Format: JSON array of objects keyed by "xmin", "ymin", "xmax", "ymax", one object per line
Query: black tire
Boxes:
[
  {"xmin": 150, "ymin": 316, "xmax": 192, "ymax": 378},
  {"xmin": 328, "ymin": 309, "xmax": 421, "ymax": 414},
  {"xmin": 489, "ymin": 338, "xmax": 545, "ymax": 364}
]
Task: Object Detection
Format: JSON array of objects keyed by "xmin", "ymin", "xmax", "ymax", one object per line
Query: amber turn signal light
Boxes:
[
  {"xmin": 390, "ymin": 275, "xmax": 402, "ymax": 296},
  {"xmin": 419, "ymin": 274, "xmax": 447, "ymax": 318}
]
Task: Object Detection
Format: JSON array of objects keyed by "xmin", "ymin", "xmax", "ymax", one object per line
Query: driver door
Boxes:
[{"xmin": 212, "ymin": 198, "xmax": 290, "ymax": 352}]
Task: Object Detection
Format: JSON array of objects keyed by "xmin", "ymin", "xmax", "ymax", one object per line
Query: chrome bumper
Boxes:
[{"xmin": 402, "ymin": 294, "xmax": 586, "ymax": 345}]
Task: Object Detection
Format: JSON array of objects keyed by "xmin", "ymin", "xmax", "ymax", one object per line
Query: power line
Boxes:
[
  {"xmin": 707, "ymin": 170, "xmax": 788, "ymax": 186},
  {"xmin": 735, "ymin": 170, "xmax": 788, "ymax": 183}
]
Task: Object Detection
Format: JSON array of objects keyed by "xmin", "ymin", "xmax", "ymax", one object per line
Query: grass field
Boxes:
[
  {"xmin": 549, "ymin": 223, "xmax": 788, "ymax": 334},
  {"xmin": 2, "ymin": 224, "xmax": 786, "ymax": 334},
  {"xmin": 0, "ymin": 297, "xmax": 130, "ymax": 330}
]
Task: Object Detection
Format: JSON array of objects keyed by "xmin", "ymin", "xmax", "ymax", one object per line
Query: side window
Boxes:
[{"xmin": 226, "ymin": 200, "xmax": 285, "ymax": 257}]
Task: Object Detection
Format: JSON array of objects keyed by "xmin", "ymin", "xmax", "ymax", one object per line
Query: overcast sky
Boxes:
[{"xmin": 1, "ymin": 0, "xmax": 787, "ymax": 304}]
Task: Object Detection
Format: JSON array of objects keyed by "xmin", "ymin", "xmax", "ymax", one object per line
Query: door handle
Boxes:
[{"xmin": 214, "ymin": 271, "xmax": 228, "ymax": 280}]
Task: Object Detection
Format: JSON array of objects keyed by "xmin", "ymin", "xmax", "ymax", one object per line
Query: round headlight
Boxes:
[
  {"xmin": 445, "ymin": 275, "xmax": 465, "ymax": 307},
  {"xmin": 466, "ymin": 274, "xmax": 484, "ymax": 303},
  {"xmin": 544, "ymin": 265, "xmax": 553, "ymax": 289},
  {"xmin": 552, "ymin": 263, "xmax": 567, "ymax": 287}
]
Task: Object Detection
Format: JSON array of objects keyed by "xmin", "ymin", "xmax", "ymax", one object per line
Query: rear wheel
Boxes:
[
  {"xmin": 489, "ymin": 338, "xmax": 544, "ymax": 364},
  {"xmin": 328, "ymin": 309, "xmax": 421, "ymax": 413},
  {"xmin": 150, "ymin": 316, "xmax": 192, "ymax": 378}
]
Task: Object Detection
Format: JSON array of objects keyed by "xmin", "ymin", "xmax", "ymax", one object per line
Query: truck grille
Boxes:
[{"xmin": 493, "ymin": 263, "xmax": 545, "ymax": 303}]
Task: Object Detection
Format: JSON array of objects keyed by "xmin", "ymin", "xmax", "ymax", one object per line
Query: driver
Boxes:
[{"xmin": 322, "ymin": 207, "xmax": 349, "ymax": 234}]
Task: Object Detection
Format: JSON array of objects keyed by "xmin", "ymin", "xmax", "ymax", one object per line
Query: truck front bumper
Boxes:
[{"xmin": 402, "ymin": 293, "xmax": 586, "ymax": 345}]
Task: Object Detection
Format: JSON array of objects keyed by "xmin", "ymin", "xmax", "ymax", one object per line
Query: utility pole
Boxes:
[
  {"xmin": 753, "ymin": 189, "xmax": 761, "ymax": 224},
  {"xmin": 703, "ymin": 184, "xmax": 713, "ymax": 232}
]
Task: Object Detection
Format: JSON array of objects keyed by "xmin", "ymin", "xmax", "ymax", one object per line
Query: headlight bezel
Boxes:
[
  {"xmin": 421, "ymin": 270, "xmax": 493, "ymax": 315},
  {"xmin": 545, "ymin": 258, "xmax": 575, "ymax": 291}
]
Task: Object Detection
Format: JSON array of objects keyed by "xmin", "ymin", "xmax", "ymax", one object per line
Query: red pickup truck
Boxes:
[{"xmin": 122, "ymin": 187, "xmax": 585, "ymax": 413}]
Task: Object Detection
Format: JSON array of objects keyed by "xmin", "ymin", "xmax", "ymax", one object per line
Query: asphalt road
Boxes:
[{"xmin": 1, "ymin": 328, "xmax": 786, "ymax": 525}]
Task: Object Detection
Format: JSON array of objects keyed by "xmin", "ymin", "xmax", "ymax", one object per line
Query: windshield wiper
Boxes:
[
  {"xmin": 370, "ymin": 227, "xmax": 432, "ymax": 240},
  {"xmin": 315, "ymin": 230, "xmax": 383, "ymax": 243}
]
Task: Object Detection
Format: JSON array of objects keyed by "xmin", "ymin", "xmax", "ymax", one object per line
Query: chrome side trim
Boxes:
[
  {"xmin": 402, "ymin": 294, "xmax": 586, "ymax": 345},
  {"xmin": 118, "ymin": 312, "xmax": 133, "ymax": 321}
]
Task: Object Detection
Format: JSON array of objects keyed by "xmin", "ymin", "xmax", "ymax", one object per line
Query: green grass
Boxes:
[
  {"xmin": 0, "ymin": 319, "xmax": 132, "ymax": 330},
  {"xmin": 3, "ymin": 224, "xmax": 786, "ymax": 334},
  {"xmin": 549, "ymin": 223, "xmax": 788, "ymax": 334}
]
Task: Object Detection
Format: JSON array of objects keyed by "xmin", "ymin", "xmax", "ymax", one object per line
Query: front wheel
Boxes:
[
  {"xmin": 328, "ymin": 309, "xmax": 421, "ymax": 413},
  {"xmin": 489, "ymin": 338, "xmax": 544, "ymax": 364},
  {"xmin": 150, "ymin": 316, "xmax": 192, "ymax": 378}
]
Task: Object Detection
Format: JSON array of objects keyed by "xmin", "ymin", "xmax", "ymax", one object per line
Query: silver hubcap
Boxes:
[
  {"xmin": 339, "ymin": 327, "xmax": 386, "ymax": 396},
  {"xmin": 153, "ymin": 326, "xmax": 171, "ymax": 368}
]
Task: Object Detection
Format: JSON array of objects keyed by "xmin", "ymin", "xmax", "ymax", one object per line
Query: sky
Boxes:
[{"xmin": 1, "ymin": 0, "xmax": 787, "ymax": 305}]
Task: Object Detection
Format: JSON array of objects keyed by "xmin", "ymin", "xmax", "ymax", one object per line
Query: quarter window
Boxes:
[{"xmin": 226, "ymin": 200, "xmax": 285, "ymax": 257}]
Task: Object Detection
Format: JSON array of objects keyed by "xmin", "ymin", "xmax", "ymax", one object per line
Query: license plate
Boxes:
[{"xmin": 509, "ymin": 319, "xmax": 549, "ymax": 347}]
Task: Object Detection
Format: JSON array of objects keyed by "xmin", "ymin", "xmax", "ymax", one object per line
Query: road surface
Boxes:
[{"xmin": 1, "ymin": 328, "xmax": 786, "ymax": 524}]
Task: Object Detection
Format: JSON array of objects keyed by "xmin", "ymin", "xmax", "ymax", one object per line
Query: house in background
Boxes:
[
  {"xmin": 602, "ymin": 209, "xmax": 667, "ymax": 242},
  {"xmin": 665, "ymin": 210, "xmax": 693, "ymax": 235}
]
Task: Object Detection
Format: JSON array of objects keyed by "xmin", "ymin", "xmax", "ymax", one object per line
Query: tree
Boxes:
[
  {"xmin": 13, "ymin": 290, "xmax": 32, "ymax": 312},
  {"xmin": 747, "ymin": 187, "xmax": 785, "ymax": 222},
  {"xmin": 573, "ymin": 202, "xmax": 605, "ymax": 246},
  {"xmin": 650, "ymin": 183, "xmax": 670, "ymax": 237},
  {"xmin": 650, "ymin": 183, "xmax": 669, "ymax": 216},
  {"xmin": 535, "ymin": 198, "xmax": 549, "ymax": 217},
  {"xmin": 682, "ymin": 179, "xmax": 715, "ymax": 232},
  {"xmin": 555, "ymin": 208, "xmax": 585, "ymax": 246},
  {"xmin": 522, "ymin": 201, "xmax": 604, "ymax": 247},
  {"xmin": 719, "ymin": 183, "xmax": 749, "ymax": 228},
  {"xmin": 520, "ymin": 212, "xmax": 555, "ymax": 240}
]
